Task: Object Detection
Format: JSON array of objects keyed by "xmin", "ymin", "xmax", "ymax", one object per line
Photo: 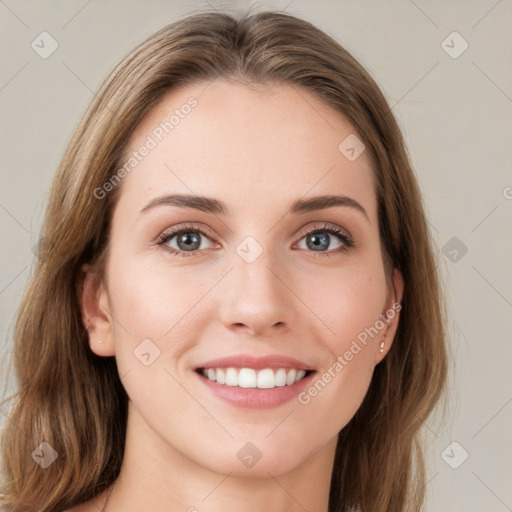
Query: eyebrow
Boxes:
[{"xmin": 139, "ymin": 193, "xmax": 369, "ymax": 222}]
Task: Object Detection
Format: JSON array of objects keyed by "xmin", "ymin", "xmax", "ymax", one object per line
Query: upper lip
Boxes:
[{"xmin": 194, "ymin": 354, "xmax": 315, "ymax": 371}]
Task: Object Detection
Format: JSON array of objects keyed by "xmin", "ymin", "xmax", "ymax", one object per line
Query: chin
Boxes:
[
  {"xmin": 211, "ymin": 458, "xmax": 302, "ymax": 478},
  {"xmin": 191, "ymin": 440, "xmax": 311, "ymax": 477}
]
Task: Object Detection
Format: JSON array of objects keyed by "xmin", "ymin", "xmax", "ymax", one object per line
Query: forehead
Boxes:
[{"xmin": 115, "ymin": 79, "xmax": 376, "ymax": 222}]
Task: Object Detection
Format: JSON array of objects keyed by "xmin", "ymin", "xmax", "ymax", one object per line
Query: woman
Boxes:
[{"xmin": 0, "ymin": 9, "xmax": 448, "ymax": 512}]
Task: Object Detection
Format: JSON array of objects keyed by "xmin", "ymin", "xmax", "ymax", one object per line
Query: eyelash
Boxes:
[{"xmin": 156, "ymin": 222, "xmax": 355, "ymax": 259}]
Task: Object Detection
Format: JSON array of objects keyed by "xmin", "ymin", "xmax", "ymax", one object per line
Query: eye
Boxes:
[
  {"xmin": 156, "ymin": 224, "xmax": 218, "ymax": 257},
  {"xmin": 294, "ymin": 223, "xmax": 354, "ymax": 257},
  {"xmin": 156, "ymin": 222, "xmax": 354, "ymax": 258}
]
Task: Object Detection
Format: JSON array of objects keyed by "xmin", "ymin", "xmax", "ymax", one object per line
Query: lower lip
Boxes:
[{"xmin": 194, "ymin": 370, "xmax": 316, "ymax": 409}]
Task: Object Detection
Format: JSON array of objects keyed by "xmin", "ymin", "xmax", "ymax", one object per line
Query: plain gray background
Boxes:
[{"xmin": 0, "ymin": 1, "xmax": 511, "ymax": 510}]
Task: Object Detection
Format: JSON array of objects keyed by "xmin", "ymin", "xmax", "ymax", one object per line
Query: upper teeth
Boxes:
[{"xmin": 201, "ymin": 367, "xmax": 307, "ymax": 388}]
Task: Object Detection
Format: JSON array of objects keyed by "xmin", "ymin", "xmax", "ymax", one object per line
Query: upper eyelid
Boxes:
[
  {"xmin": 157, "ymin": 221, "xmax": 352, "ymax": 245},
  {"xmin": 157, "ymin": 223, "xmax": 215, "ymax": 242}
]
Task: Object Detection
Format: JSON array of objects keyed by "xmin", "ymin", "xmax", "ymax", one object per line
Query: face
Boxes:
[{"xmin": 81, "ymin": 80, "xmax": 403, "ymax": 477}]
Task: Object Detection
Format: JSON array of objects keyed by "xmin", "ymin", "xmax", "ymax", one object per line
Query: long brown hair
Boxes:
[{"xmin": 0, "ymin": 9, "xmax": 448, "ymax": 511}]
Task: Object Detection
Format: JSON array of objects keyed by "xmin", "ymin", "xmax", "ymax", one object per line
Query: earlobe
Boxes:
[
  {"xmin": 78, "ymin": 263, "xmax": 115, "ymax": 357},
  {"xmin": 392, "ymin": 266, "xmax": 404, "ymax": 306},
  {"xmin": 375, "ymin": 267, "xmax": 404, "ymax": 365}
]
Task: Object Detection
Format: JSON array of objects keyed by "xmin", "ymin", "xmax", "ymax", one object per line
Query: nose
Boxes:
[{"xmin": 218, "ymin": 251, "xmax": 295, "ymax": 336}]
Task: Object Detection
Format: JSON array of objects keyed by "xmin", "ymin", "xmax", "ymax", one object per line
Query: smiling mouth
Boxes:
[{"xmin": 195, "ymin": 367, "xmax": 315, "ymax": 389}]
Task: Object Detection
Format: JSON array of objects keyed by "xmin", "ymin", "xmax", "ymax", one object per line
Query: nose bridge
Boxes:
[{"xmin": 218, "ymin": 237, "xmax": 293, "ymax": 334}]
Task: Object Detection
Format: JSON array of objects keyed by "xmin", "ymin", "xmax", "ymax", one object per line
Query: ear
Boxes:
[
  {"xmin": 374, "ymin": 267, "xmax": 404, "ymax": 365},
  {"xmin": 77, "ymin": 263, "xmax": 115, "ymax": 357}
]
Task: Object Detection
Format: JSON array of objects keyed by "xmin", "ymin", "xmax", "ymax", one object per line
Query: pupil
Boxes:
[
  {"xmin": 179, "ymin": 232, "xmax": 200, "ymax": 250},
  {"xmin": 308, "ymin": 233, "xmax": 329, "ymax": 251}
]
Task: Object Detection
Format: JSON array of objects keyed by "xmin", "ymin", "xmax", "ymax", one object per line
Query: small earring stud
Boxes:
[
  {"xmin": 379, "ymin": 341, "xmax": 385, "ymax": 353},
  {"xmin": 97, "ymin": 339, "xmax": 104, "ymax": 344}
]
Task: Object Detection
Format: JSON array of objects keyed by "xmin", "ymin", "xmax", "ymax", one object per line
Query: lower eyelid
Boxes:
[
  {"xmin": 159, "ymin": 230, "xmax": 214, "ymax": 251},
  {"xmin": 157, "ymin": 224, "xmax": 353, "ymax": 256}
]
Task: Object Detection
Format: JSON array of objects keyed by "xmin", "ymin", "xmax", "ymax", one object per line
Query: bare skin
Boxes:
[{"xmin": 72, "ymin": 79, "xmax": 403, "ymax": 512}]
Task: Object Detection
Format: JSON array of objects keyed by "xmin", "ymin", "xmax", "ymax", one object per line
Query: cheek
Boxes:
[
  {"xmin": 296, "ymin": 265, "xmax": 385, "ymax": 427},
  {"xmin": 312, "ymin": 263, "xmax": 387, "ymax": 354},
  {"xmin": 105, "ymin": 258, "xmax": 209, "ymax": 421},
  {"xmin": 107, "ymin": 249, "xmax": 192, "ymax": 330}
]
